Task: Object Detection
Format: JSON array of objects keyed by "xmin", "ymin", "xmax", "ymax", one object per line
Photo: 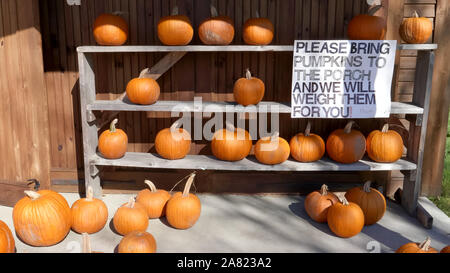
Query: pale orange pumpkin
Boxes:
[
  {"xmin": 396, "ymin": 237, "xmax": 438, "ymax": 253},
  {"xmin": 155, "ymin": 121, "xmax": 191, "ymax": 160},
  {"xmin": 243, "ymin": 12, "xmax": 274, "ymax": 45},
  {"xmin": 71, "ymin": 186, "xmax": 108, "ymax": 234},
  {"xmin": 304, "ymin": 184, "xmax": 339, "ymax": 223},
  {"xmin": 233, "ymin": 69, "xmax": 265, "ymax": 106},
  {"xmin": 113, "ymin": 197, "xmax": 148, "ymax": 236},
  {"xmin": 345, "ymin": 181, "xmax": 386, "ymax": 225},
  {"xmin": 198, "ymin": 5, "xmax": 234, "ymax": 45},
  {"xmin": 326, "ymin": 121, "xmax": 366, "ymax": 164},
  {"xmin": 126, "ymin": 68, "xmax": 160, "ymax": 105},
  {"xmin": 158, "ymin": 7, "xmax": 193, "ymax": 45},
  {"xmin": 254, "ymin": 132, "xmax": 290, "ymax": 165},
  {"xmin": 211, "ymin": 122, "xmax": 253, "ymax": 161},
  {"xmin": 118, "ymin": 231, "xmax": 157, "ymax": 253},
  {"xmin": 136, "ymin": 180, "xmax": 171, "ymax": 219},
  {"xmin": 327, "ymin": 196, "xmax": 365, "ymax": 238},
  {"xmin": 98, "ymin": 118, "xmax": 128, "ymax": 159},
  {"xmin": 400, "ymin": 11, "xmax": 433, "ymax": 44},
  {"xmin": 290, "ymin": 121, "xmax": 325, "ymax": 162},
  {"xmin": 0, "ymin": 220, "xmax": 14, "ymax": 253},
  {"xmin": 366, "ymin": 124, "xmax": 404, "ymax": 163},
  {"xmin": 93, "ymin": 13, "xmax": 128, "ymax": 46},
  {"xmin": 347, "ymin": 5, "xmax": 386, "ymax": 40}
]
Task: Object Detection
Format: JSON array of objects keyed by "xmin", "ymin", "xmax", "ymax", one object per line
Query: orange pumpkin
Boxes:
[
  {"xmin": 158, "ymin": 7, "xmax": 193, "ymax": 45},
  {"xmin": 304, "ymin": 184, "xmax": 339, "ymax": 223},
  {"xmin": 400, "ymin": 11, "xmax": 433, "ymax": 44},
  {"xmin": 326, "ymin": 121, "xmax": 366, "ymax": 164},
  {"xmin": 82, "ymin": 233, "xmax": 103, "ymax": 253},
  {"xmin": 118, "ymin": 231, "xmax": 157, "ymax": 253},
  {"xmin": 136, "ymin": 180, "xmax": 171, "ymax": 219},
  {"xmin": 71, "ymin": 186, "xmax": 108, "ymax": 234},
  {"xmin": 396, "ymin": 237, "xmax": 438, "ymax": 253},
  {"xmin": 345, "ymin": 181, "xmax": 386, "ymax": 225},
  {"xmin": 441, "ymin": 246, "xmax": 450, "ymax": 253},
  {"xmin": 211, "ymin": 122, "xmax": 253, "ymax": 161},
  {"xmin": 155, "ymin": 121, "xmax": 191, "ymax": 160},
  {"xmin": 254, "ymin": 132, "xmax": 290, "ymax": 165},
  {"xmin": 347, "ymin": 5, "xmax": 386, "ymax": 40},
  {"xmin": 113, "ymin": 197, "xmax": 148, "ymax": 236},
  {"xmin": 366, "ymin": 124, "xmax": 404, "ymax": 163},
  {"xmin": 93, "ymin": 13, "xmax": 128, "ymax": 46},
  {"xmin": 233, "ymin": 69, "xmax": 265, "ymax": 106},
  {"xmin": 126, "ymin": 68, "xmax": 160, "ymax": 105},
  {"xmin": 166, "ymin": 173, "xmax": 201, "ymax": 229},
  {"xmin": 0, "ymin": 220, "xmax": 14, "ymax": 253},
  {"xmin": 290, "ymin": 121, "xmax": 325, "ymax": 162},
  {"xmin": 98, "ymin": 118, "xmax": 128, "ymax": 159},
  {"xmin": 243, "ymin": 13, "xmax": 274, "ymax": 45},
  {"xmin": 13, "ymin": 190, "xmax": 71, "ymax": 246},
  {"xmin": 327, "ymin": 196, "xmax": 365, "ymax": 238},
  {"xmin": 198, "ymin": 5, "xmax": 234, "ymax": 45}
]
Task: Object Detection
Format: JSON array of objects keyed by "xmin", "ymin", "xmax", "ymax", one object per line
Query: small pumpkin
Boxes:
[
  {"xmin": 71, "ymin": 186, "xmax": 108, "ymax": 234},
  {"xmin": 399, "ymin": 11, "xmax": 433, "ymax": 44},
  {"xmin": 441, "ymin": 246, "xmax": 450, "ymax": 253},
  {"xmin": 233, "ymin": 69, "xmax": 265, "ymax": 106},
  {"xmin": 198, "ymin": 5, "xmax": 234, "ymax": 45},
  {"xmin": 113, "ymin": 197, "xmax": 148, "ymax": 236},
  {"xmin": 304, "ymin": 184, "xmax": 339, "ymax": 223},
  {"xmin": 290, "ymin": 121, "xmax": 325, "ymax": 162},
  {"xmin": 366, "ymin": 124, "xmax": 404, "ymax": 163},
  {"xmin": 243, "ymin": 12, "xmax": 274, "ymax": 45},
  {"xmin": 126, "ymin": 68, "xmax": 160, "ymax": 105},
  {"xmin": 118, "ymin": 231, "xmax": 157, "ymax": 253},
  {"xmin": 98, "ymin": 118, "xmax": 128, "ymax": 159},
  {"xmin": 136, "ymin": 180, "xmax": 171, "ymax": 219},
  {"xmin": 155, "ymin": 121, "xmax": 191, "ymax": 160},
  {"xmin": 211, "ymin": 122, "xmax": 253, "ymax": 161},
  {"xmin": 166, "ymin": 172, "xmax": 201, "ymax": 229},
  {"xmin": 82, "ymin": 233, "xmax": 103, "ymax": 253},
  {"xmin": 158, "ymin": 6, "xmax": 193, "ymax": 46},
  {"xmin": 254, "ymin": 132, "xmax": 290, "ymax": 165},
  {"xmin": 0, "ymin": 220, "xmax": 14, "ymax": 253},
  {"xmin": 327, "ymin": 196, "xmax": 365, "ymax": 238},
  {"xmin": 347, "ymin": 5, "xmax": 386, "ymax": 40},
  {"xmin": 396, "ymin": 237, "xmax": 438, "ymax": 253},
  {"xmin": 345, "ymin": 181, "xmax": 386, "ymax": 225},
  {"xmin": 326, "ymin": 121, "xmax": 366, "ymax": 164},
  {"xmin": 93, "ymin": 13, "xmax": 128, "ymax": 46}
]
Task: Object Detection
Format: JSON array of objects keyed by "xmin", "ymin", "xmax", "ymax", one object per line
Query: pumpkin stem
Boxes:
[
  {"xmin": 82, "ymin": 233, "xmax": 91, "ymax": 253},
  {"xmin": 182, "ymin": 172, "xmax": 196, "ymax": 197},
  {"xmin": 110, "ymin": 118, "xmax": 118, "ymax": 133},
  {"xmin": 381, "ymin": 123, "xmax": 389, "ymax": 133},
  {"xmin": 126, "ymin": 196, "xmax": 136, "ymax": 208},
  {"xmin": 210, "ymin": 4, "xmax": 218, "ymax": 17},
  {"xmin": 86, "ymin": 186, "xmax": 94, "ymax": 201},
  {"xmin": 139, "ymin": 68, "xmax": 151, "ymax": 78},
  {"xmin": 339, "ymin": 195, "xmax": 350, "ymax": 206},
  {"xmin": 245, "ymin": 68, "xmax": 252, "ymax": 80},
  {"xmin": 304, "ymin": 121, "xmax": 311, "ymax": 137},
  {"xmin": 319, "ymin": 184, "xmax": 329, "ymax": 196},
  {"xmin": 256, "ymin": 10, "xmax": 260, "ymax": 18},
  {"xmin": 363, "ymin": 181, "xmax": 372, "ymax": 193},
  {"xmin": 412, "ymin": 10, "xmax": 419, "ymax": 18},
  {"xmin": 171, "ymin": 6, "xmax": 179, "ymax": 16},
  {"xmin": 367, "ymin": 4, "xmax": 383, "ymax": 16},
  {"xmin": 144, "ymin": 180, "xmax": 157, "ymax": 192},
  {"xmin": 24, "ymin": 190, "xmax": 41, "ymax": 200},
  {"xmin": 111, "ymin": 11, "xmax": 127, "ymax": 16},
  {"xmin": 170, "ymin": 120, "xmax": 181, "ymax": 132},
  {"xmin": 225, "ymin": 121, "xmax": 236, "ymax": 132},
  {"xmin": 343, "ymin": 121, "xmax": 355, "ymax": 134},
  {"xmin": 270, "ymin": 131, "xmax": 279, "ymax": 140},
  {"xmin": 418, "ymin": 237, "xmax": 432, "ymax": 251}
]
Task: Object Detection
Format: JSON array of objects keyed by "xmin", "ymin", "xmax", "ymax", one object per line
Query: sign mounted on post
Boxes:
[{"xmin": 291, "ymin": 40, "xmax": 396, "ymax": 118}]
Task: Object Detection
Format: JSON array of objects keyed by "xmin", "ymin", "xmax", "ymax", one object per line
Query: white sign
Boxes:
[{"xmin": 291, "ymin": 40, "xmax": 396, "ymax": 118}]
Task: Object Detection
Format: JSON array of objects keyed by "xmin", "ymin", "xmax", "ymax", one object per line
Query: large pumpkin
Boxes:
[
  {"xmin": 166, "ymin": 172, "xmax": 201, "ymax": 229},
  {"xmin": 198, "ymin": 5, "xmax": 234, "ymax": 45},
  {"xmin": 366, "ymin": 124, "xmax": 404, "ymax": 163},
  {"xmin": 0, "ymin": 220, "xmax": 14, "ymax": 253},
  {"xmin": 211, "ymin": 122, "xmax": 253, "ymax": 161},
  {"xmin": 71, "ymin": 186, "xmax": 108, "ymax": 234},
  {"xmin": 13, "ymin": 190, "xmax": 71, "ymax": 246},
  {"xmin": 118, "ymin": 231, "xmax": 157, "ymax": 253},
  {"xmin": 93, "ymin": 13, "xmax": 128, "ymax": 46},
  {"xmin": 326, "ymin": 121, "xmax": 366, "ymax": 164},
  {"xmin": 113, "ymin": 197, "xmax": 148, "ymax": 236},
  {"xmin": 400, "ymin": 11, "xmax": 433, "ymax": 44},
  {"xmin": 155, "ymin": 121, "xmax": 191, "ymax": 160},
  {"xmin": 396, "ymin": 237, "xmax": 438, "ymax": 253},
  {"xmin": 290, "ymin": 121, "xmax": 325, "ymax": 162},
  {"xmin": 158, "ymin": 7, "xmax": 193, "ymax": 45},
  {"xmin": 98, "ymin": 118, "xmax": 128, "ymax": 159},
  {"xmin": 243, "ymin": 13, "xmax": 274, "ymax": 45},
  {"xmin": 125, "ymin": 68, "xmax": 160, "ymax": 105},
  {"xmin": 347, "ymin": 5, "xmax": 386, "ymax": 40},
  {"xmin": 254, "ymin": 132, "xmax": 290, "ymax": 165},
  {"xmin": 441, "ymin": 246, "xmax": 450, "ymax": 253},
  {"xmin": 136, "ymin": 180, "xmax": 171, "ymax": 219},
  {"xmin": 327, "ymin": 196, "xmax": 365, "ymax": 238},
  {"xmin": 304, "ymin": 184, "xmax": 339, "ymax": 223},
  {"xmin": 233, "ymin": 69, "xmax": 265, "ymax": 106},
  {"xmin": 345, "ymin": 181, "xmax": 386, "ymax": 225}
]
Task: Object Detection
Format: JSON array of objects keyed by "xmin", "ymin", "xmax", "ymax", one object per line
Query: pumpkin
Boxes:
[
  {"xmin": 113, "ymin": 197, "xmax": 148, "ymax": 236},
  {"xmin": 304, "ymin": 184, "xmax": 339, "ymax": 223},
  {"xmin": 347, "ymin": 5, "xmax": 386, "ymax": 40},
  {"xmin": 400, "ymin": 11, "xmax": 433, "ymax": 44},
  {"xmin": 396, "ymin": 237, "xmax": 438, "ymax": 253},
  {"xmin": 166, "ymin": 172, "xmax": 201, "ymax": 229},
  {"xmin": 13, "ymin": 190, "xmax": 71, "ymax": 246},
  {"xmin": 441, "ymin": 246, "xmax": 450, "ymax": 253},
  {"xmin": 366, "ymin": 124, "xmax": 404, "ymax": 163},
  {"xmin": 327, "ymin": 196, "xmax": 365, "ymax": 238},
  {"xmin": 326, "ymin": 121, "xmax": 366, "ymax": 164},
  {"xmin": 125, "ymin": 68, "xmax": 160, "ymax": 105},
  {"xmin": 136, "ymin": 180, "xmax": 171, "ymax": 219},
  {"xmin": 233, "ymin": 69, "xmax": 265, "ymax": 106},
  {"xmin": 71, "ymin": 186, "xmax": 108, "ymax": 234},
  {"xmin": 118, "ymin": 231, "xmax": 157, "ymax": 253},
  {"xmin": 198, "ymin": 5, "xmax": 234, "ymax": 45},
  {"xmin": 93, "ymin": 13, "xmax": 128, "ymax": 46},
  {"xmin": 211, "ymin": 122, "xmax": 253, "ymax": 161},
  {"xmin": 98, "ymin": 118, "xmax": 128, "ymax": 159},
  {"xmin": 254, "ymin": 132, "xmax": 290, "ymax": 165},
  {"xmin": 290, "ymin": 121, "xmax": 325, "ymax": 162},
  {"xmin": 158, "ymin": 7, "xmax": 193, "ymax": 46},
  {"xmin": 345, "ymin": 181, "xmax": 386, "ymax": 225},
  {"xmin": 0, "ymin": 220, "xmax": 14, "ymax": 253},
  {"xmin": 155, "ymin": 121, "xmax": 191, "ymax": 160},
  {"xmin": 82, "ymin": 233, "xmax": 102, "ymax": 253},
  {"xmin": 242, "ymin": 12, "xmax": 274, "ymax": 45}
]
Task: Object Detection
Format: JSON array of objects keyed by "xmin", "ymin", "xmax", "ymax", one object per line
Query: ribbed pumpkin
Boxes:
[
  {"xmin": 113, "ymin": 197, "xmax": 148, "ymax": 236},
  {"xmin": 211, "ymin": 122, "xmax": 253, "ymax": 161},
  {"xmin": 166, "ymin": 173, "xmax": 201, "ymax": 230},
  {"xmin": 326, "ymin": 121, "xmax": 366, "ymax": 164},
  {"xmin": 233, "ymin": 69, "xmax": 265, "ymax": 106},
  {"xmin": 345, "ymin": 181, "xmax": 386, "ymax": 225},
  {"xmin": 290, "ymin": 121, "xmax": 325, "ymax": 162},
  {"xmin": 304, "ymin": 184, "xmax": 339, "ymax": 223},
  {"xmin": 136, "ymin": 180, "xmax": 171, "ymax": 219},
  {"xmin": 396, "ymin": 237, "xmax": 438, "ymax": 253},
  {"xmin": 400, "ymin": 11, "xmax": 433, "ymax": 44},
  {"xmin": 441, "ymin": 246, "xmax": 450, "ymax": 253},
  {"xmin": 366, "ymin": 124, "xmax": 404, "ymax": 163},
  {"xmin": 118, "ymin": 231, "xmax": 157, "ymax": 253},
  {"xmin": 157, "ymin": 7, "xmax": 193, "ymax": 45},
  {"xmin": 254, "ymin": 132, "xmax": 290, "ymax": 165},
  {"xmin": 93, "ymin": 13, "xmax": 128, "ymax": 46},
  {"xmin": 243, "ymin": 12, "xmax": 274, "ymax": 45},
  {"xmin": 347, "ymin": 5, "xmax": 386, "ymax": 40},
  {"xmin": 0, "ymin": 220, "xmax": 14, "ymax": 253},
  {"xmin": 71, "ymin": 186, "xmax": 108, "ymax": 234},
  {"xmin": 126, "ymin": 68, "xmax": 160, "ymax": 105},
  {"xmin": 155, "ymin": 121, "xmax": 191, "ymax": 160},
  {"xmin": 98, "ymin": 118, "xmax": 128, "ymax": 159},
  {"xmin": 82, "ymin": 233, "xmax": 103, "ymax": 253},
  {"xmin": 327, "ymin": 196, "xmax": 365, "ymax": 238},
  {"xmin": 13, "ymin": 190, "xmax": 71, "ymax": 246},
  {"xmin": 198, "ymin": 5, "xmax": 234, "ymax": 45}
]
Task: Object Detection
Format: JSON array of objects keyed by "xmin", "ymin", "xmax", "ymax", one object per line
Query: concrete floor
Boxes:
[{"xmin": 1, "ymin": 193, "xmax": 449, "ymax": 253}]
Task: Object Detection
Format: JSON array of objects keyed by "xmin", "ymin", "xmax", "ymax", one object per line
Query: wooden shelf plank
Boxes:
[
  {"xmin": 397, "ymin": 44, "xmax": 438, "ymax": 50},
  {"xmin": 90, "ymin": 152, "xmax": 417, "ymax": 171}
]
